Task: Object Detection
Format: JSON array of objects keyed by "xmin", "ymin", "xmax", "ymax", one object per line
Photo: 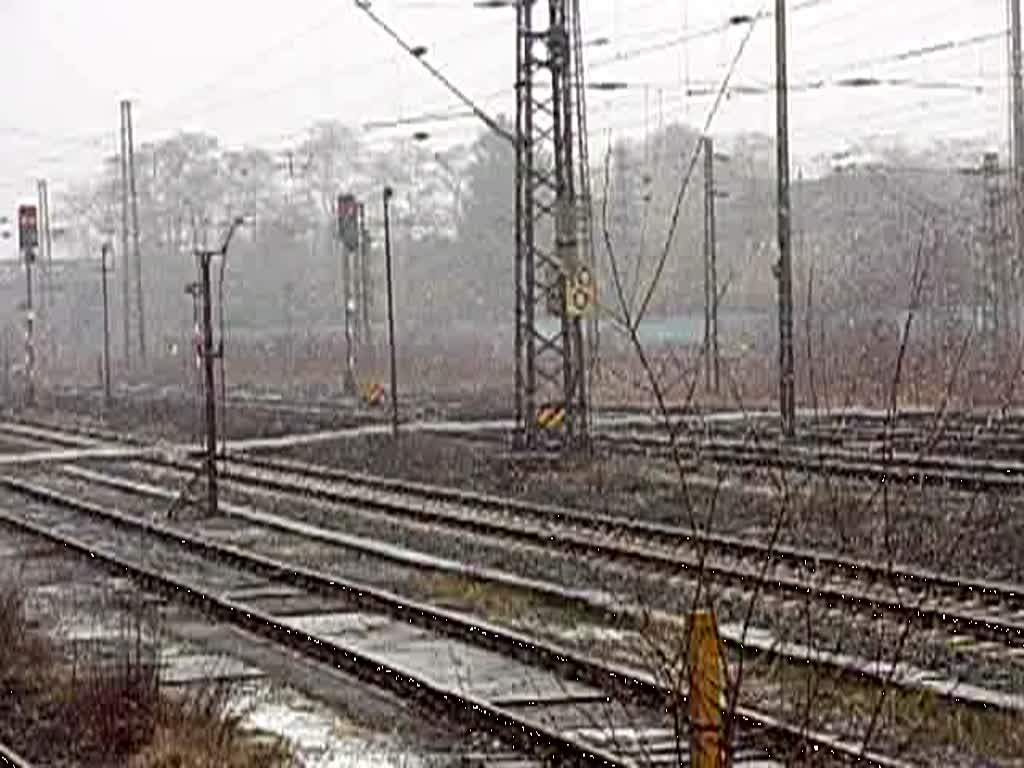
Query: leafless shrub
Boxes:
[{"xmin": 0, "ymin": 572, "xmax": 292, "ymax": 766}]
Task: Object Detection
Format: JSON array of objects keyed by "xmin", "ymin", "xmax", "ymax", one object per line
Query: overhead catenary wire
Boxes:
[
  {"xmin": 355, "ymin": 24, "xmax": 1010, "ymax": 150},
  {"xmin": 349, "ymin": 0, "xmax": 514, "ymax": 145},
  {"xmin": 631, "ymin": 6, "xmax": 767, "ymax": 329},
  {"xmin": 9, "ymin": 4, "xmax": 1002, "ymax": 174},
  {"xmin": 8, "ymin": 0, "xmax": 1011, "ymax": 244}
]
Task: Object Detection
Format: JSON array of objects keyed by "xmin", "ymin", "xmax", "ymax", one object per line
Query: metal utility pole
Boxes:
[
  {"xmin": 515, "ymin": 0, "xmax": 593, "ymax": 450},
  {"xmin": 24, "ymin": 256, "xmax": 34, "ymax": 407},
  {"xmin": 17, "ymin": 205, "xmax": 38, "ymax": 407},
  {"xmin": 42, "ymin": 182, "xmax": 54, "ymax": 367},
  {"xmin": 337, "ymin": 194, "xmax": 360, "ymax": 395},
  {"xmin": 191, "ymin": 218, "xmax": 243, "ymax": 517},
  {"xmin": 358, "ymin": 202, "xmax": 373, "ymax": 350},
  {"xmin": 35, "ymin": 180, "xmax": 49, "ymax": 372},
  {"xmin": 101, "ymin": 243, "xmax": 113, "ymax": 406},
  {"xmin": 383, "ymin": 187, "xmax": 399, "ymax": 437},
  {"xmin": 124, "ymin": 99, "xmax": 146, "ymax": 363},
  {"xmin": 774, "ymin": 0, "xmax": 796, "ymax": 438},
  {"xmin": 198, "ymin": 252, "xmax": 218, "ymax": 516},
  {"xmin": 119, "ymin": 101, "xmax": 132, "ymax": 368},
  {"xmin": 982, "ymin": 152, "xmax": 1010, "ymax": 344},
  {"xmin": 1011, "ymin": 0, "xmax": 1024, "ymax": 259},
  {"xmin": 702, "ymin": 136, "xmax": 721, "ymax": 395},
  {"xmin": 185, "ymin": 281, "xmax": 203, "ymax": 434},
  {"xmin": 1008, "ymin": 0, "xmax": 1024, "ymax": 335}
]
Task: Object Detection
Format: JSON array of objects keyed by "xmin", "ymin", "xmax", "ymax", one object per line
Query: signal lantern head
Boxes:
[{"xmin": 337, "ymin": 193, "xmax": 360, "ymax": 250}]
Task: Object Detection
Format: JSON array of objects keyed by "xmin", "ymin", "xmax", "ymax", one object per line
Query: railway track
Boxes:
[
  {"xmin": 595, "ymin": 408, "xmax": 1024, "ymax": 464},
  {"xmin": 21, "ymin": 406, "xmax": 1024, "ymax": 492},
  {"xmin": 21, "ymin": 418, "xmax": 1024, "ymax": 658},
  {"xmin": 0, "ymin": 742, "xmax": 33, "ymax": 768},
  {"xmin": 588, "ymin": 430, "xmax": 1024, "ymax": 492},
  {"xmin": 4, "ymin": 419, "xmax": 1024, "ymax": 713},
  {"xmin": 208, "ymin": 454, "xmax": 1024, "ymax": 653},
  {"xmin": 0, "ymin": 473, "xmax": 907, "ymax": 767}
]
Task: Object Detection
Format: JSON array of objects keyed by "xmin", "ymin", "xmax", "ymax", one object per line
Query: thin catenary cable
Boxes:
[
  {"xmin": 349, "ymin": 0, "xmax": 514, "ymax": 144},
  {"xmin": 633, "ymin": 6, "xmax": 767, "ymax": 329}
]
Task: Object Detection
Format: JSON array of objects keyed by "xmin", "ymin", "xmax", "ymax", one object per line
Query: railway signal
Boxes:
[
  {"xmin": 191, "ymin": 217, "xmax": 244, "ymax": 517},
  {"xmin": 337, "ymin": 193, "xmax": 360, "ymax": 252},
  {"xmin": 16, "ymin": 205, "xmax": 38, "ymax": 406},
  {"xmin": 18, "ymin": 205, "xmax": 38, "ymax": 256},
  {"xmin": 337, "ymin": 193, "xmax": 360, "ymax": 395}
]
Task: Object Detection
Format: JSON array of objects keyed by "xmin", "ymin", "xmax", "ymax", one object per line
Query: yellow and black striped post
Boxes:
[
  {"xmin": 537, "ymin": 404, "xmax": 566, "ymax": 431},
  {"xmin": 363, "ymin": 382, "xmax": 386, "ymax": 407},
  {"xmin": 688, "ymin": 610, "xmax": 726, "ymax": 768}
]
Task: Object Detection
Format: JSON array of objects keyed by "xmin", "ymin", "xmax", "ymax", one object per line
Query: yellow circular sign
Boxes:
[{"xmin": 570, "ymin": 285, "xmax": 589, "ymax": 313}]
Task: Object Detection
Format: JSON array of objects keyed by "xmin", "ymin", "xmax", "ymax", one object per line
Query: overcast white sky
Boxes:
[{"xmin": 0, "ymin": 0, "xmax": 1011, "ymax": 243}]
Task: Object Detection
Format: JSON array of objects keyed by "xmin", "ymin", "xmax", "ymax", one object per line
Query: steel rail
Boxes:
[
  {"xmin": 0, "ymin": 501, "xmax": 625, "ymax": 768},
  {"xmin": 223, "ymin": 453, "xmax": 1024, "ymax": 615},
  {"xmin": 4, "ymin": 419, "xmax": 1024, "ymax": 648},
  {"xmin": 213, "ymin": 458, "xmax": 1024, "ymax": 649},
  {"xmin": 0, "ymin": 474, "xmax": 908, "ymax": 767},
  {"xmin": 58, "ymin": 462, "xmax": 1024, "ymax": 718},
  {"xmin": 10, "ymin": 416, "xmax": 1024, "ymax": 492},
  {"xmin": 0, "ymin": 742, "xmax": 34, "ymax": 768}
]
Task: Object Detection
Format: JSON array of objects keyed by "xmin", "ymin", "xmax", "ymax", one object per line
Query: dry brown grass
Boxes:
[
  {"xmin": 129, "ymin": 684, "xmax": 293, "ymax": 768},
  {"xmin": 0, "ymin": 575, "xmax": 292, "ymax": 767},
  {"xmin": 416, "ymin": 572, "xmax": 598, "ymax": 629},
  {"xmin": 0, "ymin": 581, "xmax": 55, "ymax": 692}
]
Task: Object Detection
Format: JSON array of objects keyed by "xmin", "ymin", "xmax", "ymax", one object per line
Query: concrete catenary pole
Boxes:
[
  {"xmin": 101, "ymin": 243, "xmax": 113, "ymax": 406},
  {"xmin": 702, "ymin": 137, "xmax": 720, "ymax": 395},
  {"xmin": 775, "ymin": 0, "xmax": 796, "ymax": 437},
  {"xmin": 119, "ymin": 100, "xmax": 132, "ymax": 368},
  {"xmin": 1009, "ymin": 0, "xmax": 1024, "ymax": 334},
  {"xmin": 383, "ymin": 187, "xmax": 399, "ymax": 437},
  {"xmin": 125, "ymin": 100, "xmax": 146, "ymax": 363}
]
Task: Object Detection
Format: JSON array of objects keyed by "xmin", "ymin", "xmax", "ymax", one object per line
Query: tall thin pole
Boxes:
[
  {"xmin": 199, "ymin": 253, "xmax": 218, "ymax": 516},
  {"xmin": 36, "ymin": 180, "xmax": 48, "ymax": 373},
  {"xmin": 125, "ymin": 100, "xmax": 146, "ymax": 363},
  {"xmin": 1012, "ymin": 0, "xmax": 1023, "ymax": 210},
  {"xmin": 119, "ymin": 101, "xmax": 132, "ymax": 368},
  {"xmin": 710, "ymin": 173, "xmax": 720, "ymax": 395},
  {"xmin": 702, "ymin": 137, "xmax": 721, "ymax": 395},
  {"xmin": 703, "ymin": 136, "xmax": 713, "ymax": 392},
  {"xmin": 1011, "ymin": 0, "xmax": 1024, "ymax": 335},
  {"xmin": 340, "ymin": 239, "xmax": 356, "ymax": 395},
  {"xmin": 519, "ymin": 0, "xmax": 538, "ymax": 446},
  {"xmin": 40, "ymin": 180, "xmax": 52, "ymax": 267},
  {"xmin": 513, "ymin": 0, "xmax": 525, "ymax": 445},
  {"xmin": 358, "ymin": 202, "xmax": 372, "ymax": 350},
  {"xmin": 23, "ymin": 249, "xmax": 34, "ymax": 407},
  {"xmin": 101, "ymin": 244, "xmax": 112, "ymax": 406},
  {"xmin": 383, "ymin": 187, "xmax": 399, "ymax": 437},
  {"xmin": 983, "ymin": 152, "xmax": 1004, "ymax": 346},
  {"xmin": 775, "ymin": 0, "xmax": 796, "ymax": 437},
  {"xmin": 42, "ymin": 180, "xmax": 54, "ymax": 365}
]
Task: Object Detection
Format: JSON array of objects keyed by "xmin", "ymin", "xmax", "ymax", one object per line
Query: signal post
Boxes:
[
  {"xmin": 337, "ymin": 193, "xmax": 360, "ymax": 396},
  {"xmin": 17, "ymin": 205, "xmax": 38, "ymax": 406}
]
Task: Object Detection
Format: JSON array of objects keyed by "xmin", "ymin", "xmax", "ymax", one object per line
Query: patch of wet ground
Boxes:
[{"xmin": 0, "ymin": 526, "xmax": 506, "ymax": 767}]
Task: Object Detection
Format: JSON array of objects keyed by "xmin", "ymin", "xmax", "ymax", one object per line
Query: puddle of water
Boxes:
[
  {"xmin": 554, "ymin": 623, "xmax": 637, "ymax": 644},
  {"xmin": 11, "ymin": 565, "xmax": 436, "ymax": 766},
  {"xmin": 232, "ymin": 682, "xmax": 431, "ymax": 768}
]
